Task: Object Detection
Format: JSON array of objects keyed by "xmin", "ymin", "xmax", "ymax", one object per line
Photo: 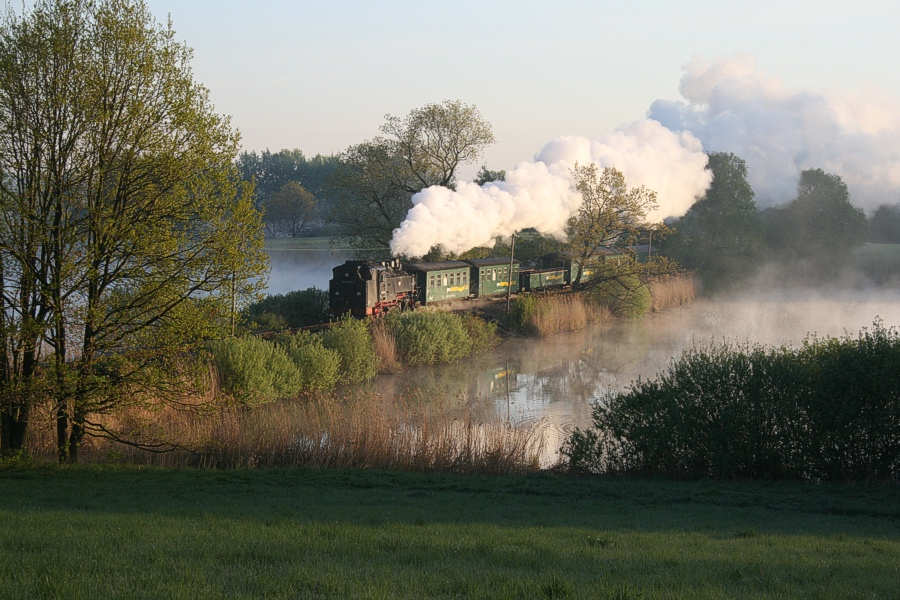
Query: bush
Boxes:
[
  {"xmin": 207, "ymin": 336, "xmax": 302, "ymax": 405},
  {"xmin": 460, "ymin": 314, "xmax": 499, "ymax": 353},
  {"xmin": 322, "ymin": 317, "xmax": 377, "ymax": 384},
  {"xmin": 272, "ymin": 330, "xmax": 341, "ymax": 391},
  {"xmin": 384, "ymin": 311, "xmax": 472, "ymax": 366},
  {"xmin": 590, "ymin": 274, "xmax": 650, "ymax": 318},
  {"xmin": 243, "ymin": 288, "xmax": 328, "ymax": 330},
  {"xmin": 562, "ymin": 321, "xmax": 900, "ymax": 481}
]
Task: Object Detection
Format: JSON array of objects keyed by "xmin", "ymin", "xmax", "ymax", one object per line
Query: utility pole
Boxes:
[{"xmin": 505, "ymin": 232, "xmax": 516, "ymax": 313}]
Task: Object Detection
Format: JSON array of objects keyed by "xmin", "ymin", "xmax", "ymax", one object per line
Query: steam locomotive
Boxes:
[{"xmin": 328, "ymin": 254, "xmax": 609, "ymax": 318}]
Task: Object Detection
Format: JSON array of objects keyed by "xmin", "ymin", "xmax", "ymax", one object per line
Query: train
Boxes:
[{"xmin": 328, "ymin": 253, "xmax": 616, "ymax": 318}]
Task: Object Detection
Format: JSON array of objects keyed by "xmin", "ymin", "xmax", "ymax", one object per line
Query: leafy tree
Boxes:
[
  {"xmin": 868, "ymin": 203, "xmax": 900, "ymax": 243},
  {"xmin": 329, "ymin": 100, "xmax": 494, "ymax": 248},
  {"xmin": 236, "ymin": 148, "xmax": 339, "ymax": 220},
  {"xmin": 762, "ymin": 169, "xmax": 866, "ymax": 276},
  {"xmin": 474, "ymin": 166, "xmax": 505, "ymax": 185},
  {"xmin": 566, "ymin": 165, "xmax": 658, "ymax": 285},
  {"xmin": 662, "ymin": 153, "xmax": 762, "ymax": 290},
  {"xmin": 0, "ymin": 0, "xmax": 267, "ymax": 459},
  {"xmin": 265, "ymin": 181, "xmax": 317, "ymax": 237}
]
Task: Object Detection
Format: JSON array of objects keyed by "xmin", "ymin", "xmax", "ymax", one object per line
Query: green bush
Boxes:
[
  {"xmin": 506, "ymin": 295, "xmax": 540, "ymax": 333},
  {"xmin": 384, "ymin": 311, "xmax": 493, "ymax": 366},
  {"xmin": 460, "ymin": 314, "xmax": 499, "ymax": 353},
  {"xmin": 563, "ymin": 321, "xmax": 900, "ymax": 481},
  {"xmin": 272, "ymin": 330, "xmax": 341, "ymax": 391},
  {"xmin": 322, "ymin": 317, "xmax": 377, "ymax": 384},
  {"xmin": 207, "ymin": 336, "xmax": 302, "ymax": 405},
  {"xmin": 590, "ymin": 274, "xmax": 650, "ymax": 318},
  {"xmin": 243, "ymin": 288, "xmax": 329, "ymax": 330}
]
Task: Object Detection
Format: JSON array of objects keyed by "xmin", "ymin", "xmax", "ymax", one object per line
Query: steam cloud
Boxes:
[
  {"xmin": 390, "ymin": 120, "xmax": 711, "ymax": 257},
  {"xmin": 650, "ymin": 56, "xmax": 900, "ymax": 210}
]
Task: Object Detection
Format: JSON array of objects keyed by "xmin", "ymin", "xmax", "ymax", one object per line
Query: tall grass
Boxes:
[
  {"xmin": 66, "ymin": 395, "xmax": 544, "ymax": 474},
  {"xmin": 648, "ymin": 274, "xmax": 697, "ymax": 312},
  {"xmin": 509, "ymin": 293, "xmax": 610, "ymax": 336},
  {"xmin": 370, "ymin": 319, "xmax": 401, "ymax": 372}
]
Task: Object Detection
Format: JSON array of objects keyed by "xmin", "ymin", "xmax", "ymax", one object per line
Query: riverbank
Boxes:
[{"xmin": 1, "ymin": 463, "xmax": 897, "ymax": 599}]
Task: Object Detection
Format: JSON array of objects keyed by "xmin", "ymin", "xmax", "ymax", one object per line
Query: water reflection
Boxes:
[{"xmin": 368, "ymin": 290, "xmax": 900, "ymax": 465}]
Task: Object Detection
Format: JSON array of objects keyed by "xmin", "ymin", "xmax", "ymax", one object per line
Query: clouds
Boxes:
[{"xmin": 649, "ymin": 56, "xmax": 900, "ymax": 211}]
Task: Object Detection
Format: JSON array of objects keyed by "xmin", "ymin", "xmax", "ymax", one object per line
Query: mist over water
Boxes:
[
  {"xmin": 371, "ymin": 287, "xmax": 900, "ymax": 466},
  {"xmin": 265, "ymin": 248, "xmax": 355, "ymax": 295}
]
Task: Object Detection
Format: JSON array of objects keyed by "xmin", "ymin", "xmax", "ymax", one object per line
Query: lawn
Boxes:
[{"xmin": 0, "ymin": 465, "xmax": 897, "ymax": 599}]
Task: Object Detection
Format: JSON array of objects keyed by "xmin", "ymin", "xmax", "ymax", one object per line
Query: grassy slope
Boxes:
[{"xmin": 0, "ymin": 466, "xmax": 897, "ymax": 600}]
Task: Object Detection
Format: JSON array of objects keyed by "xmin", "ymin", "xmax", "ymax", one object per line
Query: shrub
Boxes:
[
  {"xmin": 384, "ymin": 311, "xmax": 472, "ymax": 366},
  {"xmin": 562, "ymin": 321, "xmax": 900, "ymax": 481},
  {"xmin": 590, "ymin": 274, "xmax": 651, "ymax": 318},
  {"xmin": 460, "ymin": 314, "xmax": 499, "ymax": 353},
  {"xmin": 272, "ymin": 330, "xmax": 341, "ymax": 391},
  {"xmin": 207, "ymin": 336, "xmax": 302, "ymax": 405},
  {"xmin": 322, "ymin": 317, "xmax": 377, "ymax": 384},
  {"xmin": 243, "ymin": 288, "xmax": 329, "ymax": 330}
]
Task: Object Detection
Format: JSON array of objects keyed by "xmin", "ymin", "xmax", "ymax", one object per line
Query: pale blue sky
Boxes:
[{"xmin": 147, "ymin": 0, "xmax": 900, "ymax": 175}]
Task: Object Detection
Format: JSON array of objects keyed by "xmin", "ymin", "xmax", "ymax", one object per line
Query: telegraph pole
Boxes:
[{"xmin": 505, "ymin": 232, "xmax": 516, "ymax": 313}]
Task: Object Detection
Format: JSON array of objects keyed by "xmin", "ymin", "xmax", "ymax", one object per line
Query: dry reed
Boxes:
[
  {"xmin": 27, "ymin": 394, "xmax": 545, "ymax": 474},
  {"xmin": 529, "ymin": 293, "xmax": 612, "ymax": 337},
  {"xmin": 370, "ymin": 319, "xmax": 401, "ymax": 373},
  {"xmin": 648, "ymin": 274, "xmax": 697, "ymax": 312}
]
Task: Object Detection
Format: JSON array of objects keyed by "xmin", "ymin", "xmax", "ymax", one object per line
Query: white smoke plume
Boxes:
[
  {"xmin": 390, "ymin": 120, "xmax": 711, "ymax": 257},
  {"xmin": 649, "ymin": 56, "xmax": 900, "ymax": 211}
]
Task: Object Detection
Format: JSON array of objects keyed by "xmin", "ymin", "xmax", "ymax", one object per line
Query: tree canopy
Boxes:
[
  {"xmin": 329, "ymin": 100, "xmax": 494, "ymax": 248},
  {"xmin": 0, "ymin": 0, "xmax": 267, "ymax": 460},
  {"xmin": 662, "ymin": 152, "xmax": 762, "ymax": 289}
]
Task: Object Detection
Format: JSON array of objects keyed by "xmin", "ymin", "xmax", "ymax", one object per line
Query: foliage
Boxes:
[
  {"xmin": 207, "ymin": 337, "xmax": 301, "ymax": 405},
  {"xmin": 590, "ymin": 272, "xmax": 651, "ymax": 318},
  {"xmin": 322, "ymin": 317, "xmax": 377, "ymax": 384},
  {"xmin": 272, "ymin": 331, "xmax": 341, "ymax": 392},
  {"xmin": 563, "ymin": 321, "xmax": 900, "ymax": 481},
  {"xmin": 474, "ymin": 166, "xmax": 506, "ymax": 185},
  {"xmin": 236, "ymin": 148, "xmax": 339, "ymax": 228},
  {"xmin": 662, "ymin": 153, "xmax": 763, "ymax": 290},
  {"xmin": 868, "ymin": 203, "xmax": 900, "ymax": 243},
  {"xmin": 0, "ymin": 0, "xmax": 267, "ymax": 459},
  {"xmin": 384, "ymin": 311, "xmax": 495, "ymax": 366},
  {"xmin": 566, "ymin": 165, "xmax": 657, "ymax": 286},
  {"xmin": 264, "ymin": 181, "xmax": 317, "ymax": 237},
  {"xmin": 243, "ymin": 288, "xmax": 329, "ymax": 331},
  {"xmin": 328, "ymin": 100, "xmax": 494, "ymax": 248},
  {"xmin": 762, "ymin": 169, "xmax": 867, "ymax": 277}
]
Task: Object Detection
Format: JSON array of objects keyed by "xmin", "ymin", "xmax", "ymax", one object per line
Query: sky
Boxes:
[{"xmin": 145, "ymin": 0, "xmax": 900, "ymax": 180}]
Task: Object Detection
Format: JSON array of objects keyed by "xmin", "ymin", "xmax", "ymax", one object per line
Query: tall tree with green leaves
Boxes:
[
  {"xmin": 662, "ymin": 152, "xmax": 762, "ymax": 290},
  {"xmin": 0, "ymin": 0, "xmax": 267, "ymax": 459},
  {"xmin": 329, "ymin": 100, "xmax": 494, "ymax": 249},
  {"xmin": 566, "ymin": 164, "xmax": 658, "ymax": 285}
]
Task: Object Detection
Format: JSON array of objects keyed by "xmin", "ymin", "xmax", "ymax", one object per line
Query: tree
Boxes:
[
  {"xmin": 762, "ymin": 168, "xmax": 866, "ymax": 276},
  {"xmin": 265, "ymin": 181, "xmax": 317, "ymax": 237},
  {"xmin": 662, "ymin": 153, "xmax": 762, "ymax": 290},
  {"xmin": 869, "ymin": 203, "xmax": 900, "ymax": 243},
  {"xmin": 329, "ymin": 100, "xmax": 494, "ymax": 248},
  {"xmin": 474, "ymin": 165, "xmax": 505, "ymax": 185},
  {"xmin": 566, "ymin": 165, "xmax": 658, "ymax": 285},
  {"xmin": 0, "ymin": 0, "xmax": 267, "ymax": 459}
]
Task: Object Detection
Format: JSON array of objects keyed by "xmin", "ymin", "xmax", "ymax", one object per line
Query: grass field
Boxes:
[{"xmin": 1, "ymin": 465, "xmax": 897, "ymax": 599}]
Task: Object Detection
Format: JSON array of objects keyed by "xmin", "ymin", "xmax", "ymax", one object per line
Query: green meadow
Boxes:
[{"xmin": 1, "ymin": 465, "xmax": 897, "ymax": 599}]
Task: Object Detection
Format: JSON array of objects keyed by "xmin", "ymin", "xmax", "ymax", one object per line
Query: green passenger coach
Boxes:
[
  {"xmin": 404, "ymin": 261, "xmax": 470, "ymax": 304},
  {"xmin": 466, "ymin": 258, "xmax": 519, "ymax": 297}
]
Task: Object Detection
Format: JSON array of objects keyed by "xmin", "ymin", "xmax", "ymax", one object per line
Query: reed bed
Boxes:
[
  {"xmin": 512, "ymin": 293, "xmax": 612, "ymax": 337},
  {"xmin": 648, "ymin": 274, "xmax": 697, "ymax": 312},
  {"xmin": 370, "ymin": 319, "xmax": 401, "ymax": 373},
  {"xmin": 49, "ymin": 394, "xmax": 544, "ymax": 474}
]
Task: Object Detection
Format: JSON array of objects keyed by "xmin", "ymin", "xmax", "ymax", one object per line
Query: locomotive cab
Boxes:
[{"xmin": 329, "ymin": 260, "xmax": 416, "ymax": 318}]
